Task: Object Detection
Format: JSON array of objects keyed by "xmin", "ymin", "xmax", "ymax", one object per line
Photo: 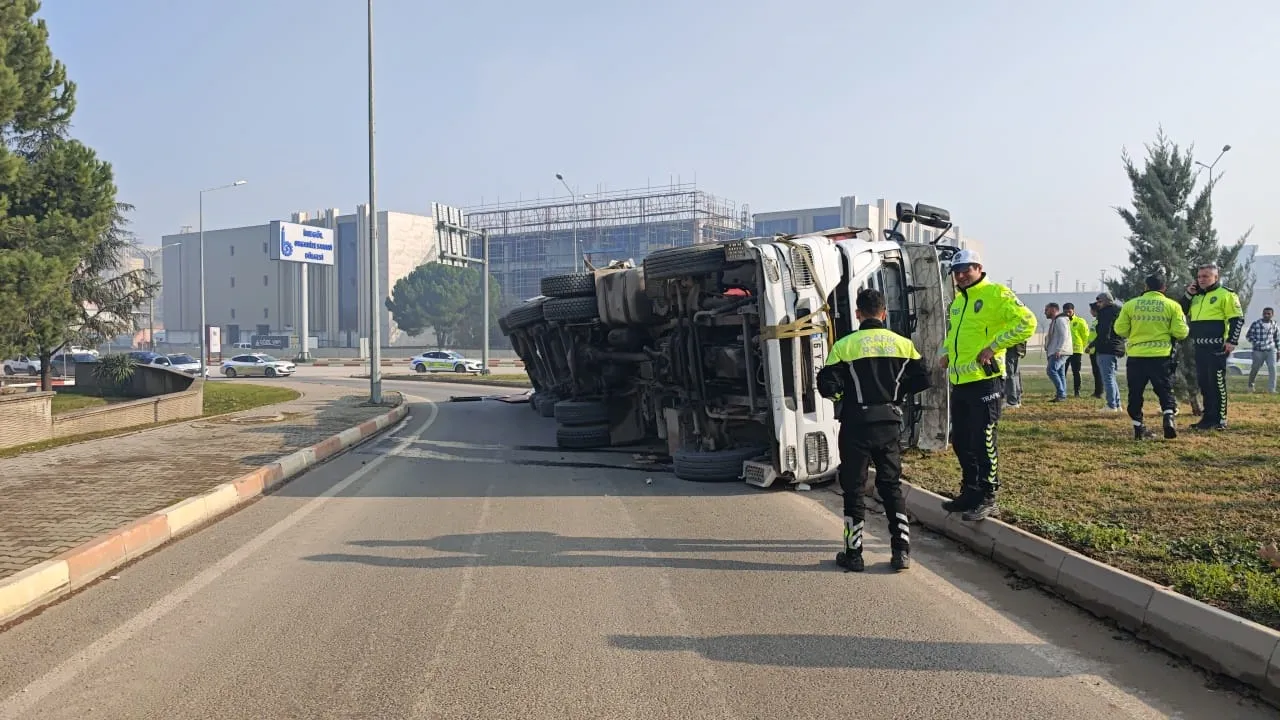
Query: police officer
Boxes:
[
  {"xmin": 1114, "ymin": 273, "xmax": 1189, "ymax": 440},
  {"xmin": 817, "ymin": 288, "xmax": 931, "ymax": 573},
  {"xmin": 937, "ymin": 249, "xmax": 1037, "ymax": 521},
  {"xmin": 1181, "ymin": 263, "xmax": 1244, "ymax": 430}
]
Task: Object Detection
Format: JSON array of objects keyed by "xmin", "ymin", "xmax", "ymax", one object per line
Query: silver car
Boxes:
[{"xmin": 221, "ymin": 353, "xmax": 296, "ymax": 378}]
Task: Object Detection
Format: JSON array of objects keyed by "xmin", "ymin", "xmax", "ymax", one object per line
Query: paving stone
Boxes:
[{"xmin": 0, "ymin": 383, "xmax": 391, "ymax": 581}]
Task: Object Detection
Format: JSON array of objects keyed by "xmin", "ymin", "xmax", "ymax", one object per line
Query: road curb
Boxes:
[
  {"xmin": 0, "ymin": 397, "xmax": 409, "ymax": 627},
  {"xmin": 880, "ymin": 480, "xmax": 1280, "ymax": 706}
]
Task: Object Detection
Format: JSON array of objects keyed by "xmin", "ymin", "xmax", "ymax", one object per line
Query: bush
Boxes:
[{"xmin": 90, "ymin": 354, "xmax": 134, "ymax": 396}]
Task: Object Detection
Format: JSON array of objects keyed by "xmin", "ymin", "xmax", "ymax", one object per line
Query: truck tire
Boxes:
[
  {"xmin": 672, "ymin": 445, "xmax": 766, "ymax": 482},
  {"xmin": 507, "ymin": 298, "xmax": 547, "ymax": 329},
  {"xmin": 556, "ymin": 423, "xmax": 611, "ymax": 449},
  {"xmin": 544, "ymin": 296, "xmax": 599, "ymax": 322},
  {"xmin": 553, "ymin": 400, "xmax": 608, "ymax": 426},
  {"xmin": 538, "ymin": 393, "xmax": 559, "ymax": 417},
  {"xmin": 540, "ymin": 272, "xmax": 595, "ymax": 298},
  {"xmin": 643, "ymin": 243, "xmax": 728, "ymax": 281},
  {"xmin": 498, "ymin": 314, "xmax": 511, "ymax": 335}
]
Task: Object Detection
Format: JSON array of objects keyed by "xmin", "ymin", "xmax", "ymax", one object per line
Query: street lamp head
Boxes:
[
  {"xmin": 555, "ymin": 173, "xmax": 564, "ymax": 181},
  {"xmin": 1222, "ymin": 144, "xmax": 1232, "ymax": 153},
  {"xmin": 234, "ymin": 180, "xmax": 247, "ymax": 185}
]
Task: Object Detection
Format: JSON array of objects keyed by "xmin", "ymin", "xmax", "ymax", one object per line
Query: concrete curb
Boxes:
[
  {"xmin": 881, "ymin": 480, "xmax": 1280, "ymax": 706},
  {"xmin": 0, "ymin": 398, "xmax": 409, "ymax": 627}
]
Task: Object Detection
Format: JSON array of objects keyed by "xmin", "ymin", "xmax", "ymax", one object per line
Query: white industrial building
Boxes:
[{"xmin": 159, "ymin": 206, "xmax": 466, "ymax": 350}]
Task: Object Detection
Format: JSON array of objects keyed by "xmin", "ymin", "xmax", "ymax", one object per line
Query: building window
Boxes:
[
  {"xmin": 264, "ymin": 307, "xmax": 269, "ymax": 319},
  {"xmin": 230, "ymin": 308, "xmax": 236, "ymax": 319},
  {"xmin": 230, "ymin": 276, "xmax": 235, "ymax": 288},
  {"xmin": 230, "ymin": 245, "xmax": 235, "ymax": 257},
  {"xmin": 263, "ymin": 241, "xmax": 268, "ymax": 253},
  {"xmin": 263, "ymin": 275, "xmax": 269, "ymax": 287}
]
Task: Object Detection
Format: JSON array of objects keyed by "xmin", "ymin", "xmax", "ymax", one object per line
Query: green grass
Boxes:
[
  {"xmin": 0, "ymin": 382, "xmax": 301, "ymax": 459},
  {"xmin": 904, "ymin": 372, "xmax": 1280, "ymax": 629},
  {"xmin": 201, "ymin": 382, "xmax": 300, "ymax": 415}
]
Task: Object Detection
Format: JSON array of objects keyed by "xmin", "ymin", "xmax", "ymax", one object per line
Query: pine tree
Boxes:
[
  {"xmin": 0, "ymin": 2, "xmax": 156, "ymax": 389},
  {"xmin": 1107, "ymin": 128, "xmax": 1254, "ymax": 414}
]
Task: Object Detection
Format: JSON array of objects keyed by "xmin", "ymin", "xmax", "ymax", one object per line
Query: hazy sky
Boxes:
[{"xmin": 39, "ymin": 0, "xmax": 1278, "ymax": 293}]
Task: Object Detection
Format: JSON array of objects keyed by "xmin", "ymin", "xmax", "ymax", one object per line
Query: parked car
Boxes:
[
  {"xmin": 409, "ymin": 350, "xmax": 486, "ymax": 374},
  {"xmin": 46, "ymin": 352, "xmax": 98, "ymax": 377},
  {"xmin": 2, "ymin": 355, "xmax": 40, "ymax": 376},
  {"xmin": 1227, "ymin": 349, "xmax": 1259, "ymax": 376},
  {"xmin": 220, "ymin": 353, "xmax": 296, "ymax": 378},
  {"xmin": 164, "ymin": 354, "xmax": 211, "ymax": 378}
]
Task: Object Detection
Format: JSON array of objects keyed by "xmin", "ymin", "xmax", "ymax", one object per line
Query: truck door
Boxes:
[{"xmin": 901, "ymin": 243, "xmax": 952, "ymax": 452}]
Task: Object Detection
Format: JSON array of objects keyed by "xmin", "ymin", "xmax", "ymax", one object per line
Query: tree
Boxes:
[
  {"xmin": 384, "ymin": 262, "xmax": 501, "ymax": 348},
  {"xmin": 1108, "ymin": 128, "xmax": 1254, "ymax": 414},
  {"xmin": 0, "ymin": 4, "xmax": 156, "ymax": 389}
]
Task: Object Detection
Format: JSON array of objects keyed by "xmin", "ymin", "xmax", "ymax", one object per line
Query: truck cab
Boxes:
[{"xmin": 500, "ymin": 201, "xmax": 958, "ymax": 488}]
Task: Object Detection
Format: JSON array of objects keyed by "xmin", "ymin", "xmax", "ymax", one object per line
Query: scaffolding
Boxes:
[{"xmin": 464, "ymin": 182, "xmax": 752, "ymax": 303}]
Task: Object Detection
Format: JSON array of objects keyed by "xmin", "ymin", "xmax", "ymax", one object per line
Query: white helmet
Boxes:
[{"xmin": 950, "ymin": 248, "xmax": 983, "ymax": 269}]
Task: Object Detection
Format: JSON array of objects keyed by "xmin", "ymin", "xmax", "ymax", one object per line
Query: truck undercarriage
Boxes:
[{"xmin": 500, "ymin": 202, "xmax": 959, "ymax": 488}]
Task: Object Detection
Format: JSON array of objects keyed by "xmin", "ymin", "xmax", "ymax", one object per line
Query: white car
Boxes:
[
  {"xmin": 2, "ymin": 355, "xmax": 40, "ymax": 376},
  {"xmin": 409, "ymin": 350, "xmax": 486, "ymax": 374},
  {"xmin": 164, "ymin": 354, "xmax": 211, "ymax": 378},
  {"xmin": 221, "ymin": 353, "xmax": 297, "ymax": 378},
  {"xmin": 1227, "ymin": 348, "xmax": 1277, "ymax": 376}
]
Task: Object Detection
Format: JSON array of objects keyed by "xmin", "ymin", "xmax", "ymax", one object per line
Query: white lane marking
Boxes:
[
  {"xmin": 411, "ymin": 485, "xmax": 494, "ymax": 720},
  {"xmin": 784, "ymin": 491, "xmax": 1173, "ymax": 720},
  {"xmin": 0, "ymin": 399, "xmax": 438, "ymax": 719}
]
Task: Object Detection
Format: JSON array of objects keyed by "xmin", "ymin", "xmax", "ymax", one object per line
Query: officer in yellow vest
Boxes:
[
  {"xmin": 1181, "ymin": 263, "xmax": 1244, "ymax": 430},
  {"xmin": 817, "ymin": 288, "xmax": 931, "ymax": 572},
  {"xmin": 937, "ymin": 249, "xmax": 1037, "ymax": 521},
  {"xmin": 1114, "ymin": 273, "xmax": 1189, "ymax": 440}
]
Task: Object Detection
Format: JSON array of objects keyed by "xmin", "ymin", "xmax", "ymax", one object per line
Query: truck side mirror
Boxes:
[
  {"xmin": 913, "ymin": 203, "xmax": 951, "ymax": 229},
  {"xmin": 895, "ymin": 202, "xmax": 916, "ymax": 224}
]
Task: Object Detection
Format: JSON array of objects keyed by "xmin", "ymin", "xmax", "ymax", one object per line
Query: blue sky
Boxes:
[{"xmin": 39, "ymin": 0, "xmax": 1278, "ymax": 292}]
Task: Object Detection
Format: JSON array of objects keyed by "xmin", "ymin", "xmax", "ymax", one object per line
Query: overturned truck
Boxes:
[{"xmin": 499, "ymin": 202, "xmax": 960, "ymax": 487}]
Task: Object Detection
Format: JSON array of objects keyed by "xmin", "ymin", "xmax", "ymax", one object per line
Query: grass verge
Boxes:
[
  {"xmin": 0, "ymin": 382, "xmax": 302, "ymax": 459},
  {"xmin": 905, "ymin": 372, "xmax": 1280, "ymax": 629}
]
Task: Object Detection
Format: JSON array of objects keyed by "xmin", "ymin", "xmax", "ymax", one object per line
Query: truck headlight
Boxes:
[{"xmin": 804, "ymin": 432, "xmax": 830, "ymax": 474}]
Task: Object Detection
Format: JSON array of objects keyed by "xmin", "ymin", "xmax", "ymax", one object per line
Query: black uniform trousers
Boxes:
[
  {"xmin": 1126, "ymin": 356, "xmax": 1178, "ymax": 425},
  {"xmin": 1195, "ymin": 347, "xmax": 1229, "ymax": 425},
  {"xmin": 1089, "ymin": 353, "xmax": 1102, "ymax": 396},
  {"xmin": 1066, "ymin": 353, "xmax": 1083, "ymax": 395},
  {"xmin": 950, "ymin": 378, "xmax": 1002, "ymax": 501},
  {"xmin": 838, "ymin": 420, "xmax": 908, "ymax": 553}
]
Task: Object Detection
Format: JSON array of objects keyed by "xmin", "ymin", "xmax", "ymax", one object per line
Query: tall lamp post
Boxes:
[
  {"xmin": 198, "ymin": 180, "xmax": 247, "ymax": 378},
  {"xmin": 367, "ymin": 0, "xmax": 382, "ymax": 404},
  {"xmin": 1195, "ymin": 144, "xmax": 1232, "ymax": 183},
  {"xmin": 555, "ymin": 173, "xmax": 580, "ymax": 272}
]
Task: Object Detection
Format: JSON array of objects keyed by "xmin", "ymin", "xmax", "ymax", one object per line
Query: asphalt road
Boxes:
[{"xmin": 0, "ymin": 377, "xmax": 1273, "ymax": 719}]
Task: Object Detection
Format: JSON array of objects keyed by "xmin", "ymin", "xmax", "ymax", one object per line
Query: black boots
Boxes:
[
  {"xmin": 836, "ymin": 516, "xmax": 910, "ymax": 572},
  {"xmin": 1162, "ymin": 411, "xmax": 1177, "ymax": 439}
]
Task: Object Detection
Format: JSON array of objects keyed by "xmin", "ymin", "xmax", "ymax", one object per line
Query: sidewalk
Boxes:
[{"xmin": 0, "ymin": 383, "xmax": 397, "ymax": 582}]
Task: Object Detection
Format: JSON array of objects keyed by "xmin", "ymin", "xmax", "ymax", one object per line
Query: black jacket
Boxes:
[
  {"xmin": 1091, "ymin": 304, "xmax": 1125, "ymax": 357},
  {"xmin": 817, "ymin": 318, "xmax": 932, "ymax": 425}
]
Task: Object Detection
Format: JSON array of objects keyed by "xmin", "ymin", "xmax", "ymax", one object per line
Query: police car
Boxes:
[{"xmin": 409, "ymin": 350, "xmax": 487, "ymax": 374}]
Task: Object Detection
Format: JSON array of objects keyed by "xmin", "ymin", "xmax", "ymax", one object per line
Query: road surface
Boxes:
[{"xmin": 0, "ymin": 377, "xmax": 1272, "ymax": 719}]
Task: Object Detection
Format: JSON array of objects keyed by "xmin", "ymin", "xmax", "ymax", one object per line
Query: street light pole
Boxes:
[
  {"xmin": 198, "ymin": 181, "xmax": 247, "ymax": 378},
  {"xmin": 367, "ymin": 0, "xmax": 382, "ymax": 403},
  {"xmin": 1196, "ymin": 144, "xmax": 1232, "ymax": 184},
  {"xmin": 555, "ymin": 173, "xmax": 580, "ymax": 272}
]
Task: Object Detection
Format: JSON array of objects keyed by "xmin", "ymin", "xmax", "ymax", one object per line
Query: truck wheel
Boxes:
[
  {"xmin": 556, "ymin": 423, "xmax": 611, "ymax": 449},
  {"xmin": 498, "ymin": 315, "xmax": 511, "ymax": 335},
  {"xmin": 553, "ymin": 400, "xmax": 608, "ymax": 426},
  {"xmin": 507, "ymin": 298, "xmax": 547, "ymax": 329},
  {"xmin": 544, "ymin": 296, "xmax": 599, "ymax": 322},
  {"xmin": 643, "ymin": 243, "xmax": 729, "ymax": 281},
  {"xmin": 673, "ymin": 445, "xmax": 766, "ymax": 482},
  {"xmin": 538, "ymin": 394, "xmax": 559, "ymax": 418},
  {"xmin": 540, "ymin": 272, "xmax": 596, "ymax": 298}
]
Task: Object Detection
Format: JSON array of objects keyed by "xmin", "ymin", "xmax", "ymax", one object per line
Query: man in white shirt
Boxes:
[{"xmin": 1043, "ymin": 303, "xmax": 1071, "ymax": 402}]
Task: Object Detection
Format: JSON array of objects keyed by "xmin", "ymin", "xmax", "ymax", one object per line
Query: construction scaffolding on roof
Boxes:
[{"xmin": 463, "ymin": 182, "xmax": 751, "ymax": 303}]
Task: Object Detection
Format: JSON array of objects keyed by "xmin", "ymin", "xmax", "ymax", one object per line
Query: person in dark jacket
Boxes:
[
  {"xmin": 817, "ymin": 288, "xmax": 931, "ymax": 573},
  {"xmin": 1090, "ymin": 292, "xmax": 1126, "ymax": 411},
  {"xmin": 1086, "ymin": 303, "xmax": 1102, "ymax": 398}
]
